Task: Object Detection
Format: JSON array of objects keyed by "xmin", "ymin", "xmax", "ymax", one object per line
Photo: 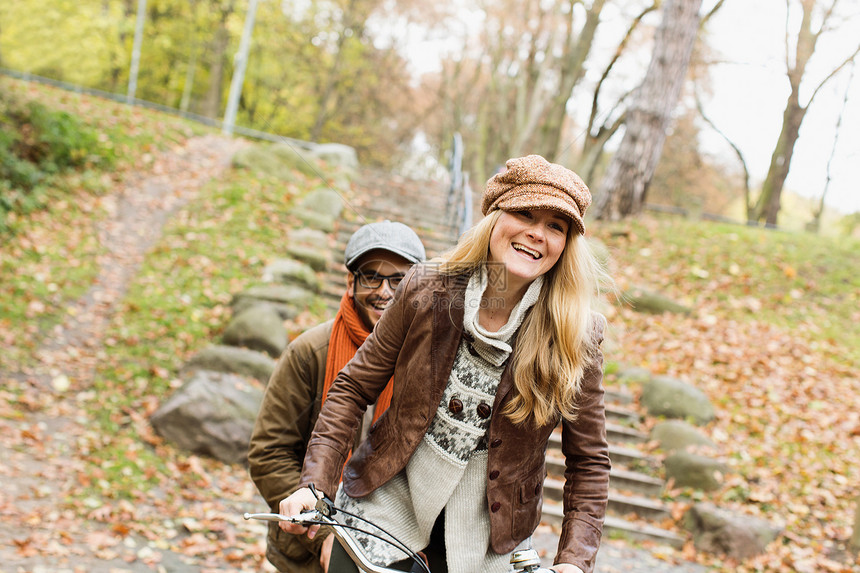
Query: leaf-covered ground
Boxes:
[
  {"xmin": 1, "ymin": 79, "xmax": 859, "ymax": 572},
  {"xmin": 595, "ymin": 218, "xmax": 860, "ymax": 572}
]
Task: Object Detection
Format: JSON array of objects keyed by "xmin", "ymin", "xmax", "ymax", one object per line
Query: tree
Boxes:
[
  {"xmin": 751, "ymin": 0, "xmax": 860, "ymax": 226},
  {"xmin": 593, "ymin": 0, "xmax": 703, "ymax": 221}
]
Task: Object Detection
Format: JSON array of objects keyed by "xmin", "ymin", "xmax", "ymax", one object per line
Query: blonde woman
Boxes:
[{"xmin": 281, "ymin": 155, "xmax": 611, "ymax": 573}]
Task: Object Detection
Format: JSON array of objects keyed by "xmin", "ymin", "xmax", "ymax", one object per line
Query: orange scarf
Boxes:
[{"xmin": 323, "ymin": 292, "xmax": 394, "ymax": 424}]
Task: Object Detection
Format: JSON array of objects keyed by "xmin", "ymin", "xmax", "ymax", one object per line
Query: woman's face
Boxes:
[{"xmin": 488, "ymin": 209, "xmax": 570, "ymax": 290}]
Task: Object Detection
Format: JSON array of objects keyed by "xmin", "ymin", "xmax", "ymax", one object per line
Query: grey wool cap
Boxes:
[{"xmin": 344, "ymin": 220, "xmax": 426, "ymax": 271}]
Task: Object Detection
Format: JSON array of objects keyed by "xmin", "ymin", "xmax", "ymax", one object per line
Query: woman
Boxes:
[{"xmin": 281, "ymin": 155, "xmax": 611, "ymax": 573}]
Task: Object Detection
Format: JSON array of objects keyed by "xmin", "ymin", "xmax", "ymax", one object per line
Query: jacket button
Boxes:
[
  {"xmin": 491, "ymin": 502, "xmax": 501, "ymax": 513},
  {"xmin": 490, "ymin": 439, "xmax": 502, "ymax": 448},
  {"xmin": 448, "ymin": 397, "xmax": 463, "ymax": 414},
  {"xmin": 489, "ymin": 470, "xmax": 500, "ymax": 480},
  {"xmin": 476, "ymin": 402, "xmax": 491, "ymax": 419}
]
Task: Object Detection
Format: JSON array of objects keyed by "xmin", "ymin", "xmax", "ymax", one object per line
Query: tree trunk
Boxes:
[
  {"xmin": 594, "ymin": 0, "xmax": 703, "ymax": 220},
  {"xmin": 200, "ymin": 3, "xmax": 234, "ymax": 119},
  {"xmin": 754, "ymin": 88, "xmax": 807, "ymax": 226}
]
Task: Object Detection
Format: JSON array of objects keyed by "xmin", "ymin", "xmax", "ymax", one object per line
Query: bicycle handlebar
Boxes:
[{"xmin": 244, "ymin": 511, "xmax": 556, "ymax": 573}]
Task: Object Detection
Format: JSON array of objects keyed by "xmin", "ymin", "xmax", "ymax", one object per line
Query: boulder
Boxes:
[
  {"xmin": 150, "ymin": 370, "xmax": 264, "ymax": 465},
  {"xmin": 230, "ymin": 284, "xmax": 316, "ymax": 319},
  {"xmin": 183, "ymin": 345, "xmax": 275, "ymax": 383},
  {"xmin": 683, "ymin": 502, "xmax": 781, "ymax": 559},
  {"xmin": 262, "ymin": 258, "xmax": 322, "ymax": 292},
  {"xmin": 296, "ymin": 188, "xmax": 344, "ymax": 219},
  {"xmin": 311, "ymin": 143, "xmax": 359, "ymax": 171},
  {"xmin": 640, "ymin": 375, "xmax": 715, "ymax": 425},
  {"xmin": 285, "ymin": 244, "xmax": 329, "ymax": 272},
  {"xmin": 292, "ymin": 209, "xmax": 336, "ymax": 232},
  {"xmin": 621, "ymin": 286, "xmax": 692, "ymax": 315},
  {"xmin": 651, "ymin": 419, "xmax": 716, "ymax": 453},
  {"xmin": 289, "ymin": 228, "xmax": 330, "ymax": 247},
  {"xmin": 615, "ymin": 366, "xmax": 652, "ymax": 385},
  {"xmin": 221, "ymin": 305, "xmax": 287, "ymax": 358},
  {"xmin": 664, "ymin": 451, "xmax": 726, "ymax": 492},
  {"xmin": 231, "ymin": 142, "xmax": 319, "ymax": 180}
]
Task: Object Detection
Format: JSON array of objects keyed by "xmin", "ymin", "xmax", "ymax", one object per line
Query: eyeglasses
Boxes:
[{"xmin": 354, "ymin": 272, "xmax": 405, "ymax": 290}]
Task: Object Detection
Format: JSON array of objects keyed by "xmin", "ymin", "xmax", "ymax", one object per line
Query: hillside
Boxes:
[{"xmin": 1, "ymin": 77, "xmax": 859, "ymax": 572}]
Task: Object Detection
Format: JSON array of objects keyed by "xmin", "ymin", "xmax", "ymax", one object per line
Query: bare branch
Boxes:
[
  {"xmin": 694, "ymin": 90, "xmax": 751, "ymax": 212},
  {"xmin": 807, "ymin": 43, "xmax": 860, "ymax": 104},
  {"xmin": 700, "ymin": 0, "xmax": 726, "ymax": 27},
  {"xmin": 587, "ymin": 2, "xmax": 658, "ymax": 135}
]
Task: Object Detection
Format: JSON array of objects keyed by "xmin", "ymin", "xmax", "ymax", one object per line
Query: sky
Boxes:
[
  {"xmin": 702, "ymin": 1, "xmax": 860, "ymax": 215},
  {"xmin": 393, "ymin": 0, "xmax": 860, "ymax": 215}
]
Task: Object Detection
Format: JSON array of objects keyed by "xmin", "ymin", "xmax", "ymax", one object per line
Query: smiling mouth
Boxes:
[
  {"xmin": 512, "ymin": 243, "xmax": 542, "ymax": 259},
  {"xmin": 367, "ymin": 299, "xmax": 392, "ymax": 312}
]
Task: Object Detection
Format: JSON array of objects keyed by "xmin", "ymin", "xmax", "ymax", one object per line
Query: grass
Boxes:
[
  {"xmin": 596, "ymin": 215, "xmax": 860, "ymax": 367},
  {"xmin": 0, "ymin": 76, "xmax": 206, "ymax": 372}
]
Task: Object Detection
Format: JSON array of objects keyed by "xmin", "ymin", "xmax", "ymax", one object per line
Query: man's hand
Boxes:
[
  {"xmin": 277, "ymin": 487, "xmax": 323, "ymax": 538},
  {"xmin": 320, "ymin": 534, "xmax": 334, "ymax": 572}
]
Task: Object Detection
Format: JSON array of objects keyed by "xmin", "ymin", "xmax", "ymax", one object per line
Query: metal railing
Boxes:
[
  {"xmin": 446, "ymin": 133, "xmax": 473, "ymax": 238},
  {"xmin": 0, "ymin": 67, "xmax": 313, "ymax": 148}
]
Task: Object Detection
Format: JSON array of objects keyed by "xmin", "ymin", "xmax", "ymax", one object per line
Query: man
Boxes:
[{"xmin": 249, "ymin": 220, "xmax": 426, "ymax": 573}]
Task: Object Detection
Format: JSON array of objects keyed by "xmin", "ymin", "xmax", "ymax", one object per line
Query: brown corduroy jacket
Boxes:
[{"xmin": 299, "ymin": 265, "xmax": 611, "ymax": 573}]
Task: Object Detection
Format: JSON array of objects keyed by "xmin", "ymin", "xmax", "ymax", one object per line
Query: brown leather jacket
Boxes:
[{"xmin": 299, "ymin": 266, "xmax": 610, "ymax": 572}]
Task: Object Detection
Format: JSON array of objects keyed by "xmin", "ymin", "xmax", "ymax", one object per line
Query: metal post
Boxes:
[
  {"xmin": 223, "ymin": 0, "xmax": 260, "ymax": 135},
  {"xmin": 127, "ymin": 0, "xmax": 146, "ymax": 104}
]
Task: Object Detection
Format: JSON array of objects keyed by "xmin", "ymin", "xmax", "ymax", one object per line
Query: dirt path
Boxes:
[{"xmin": 0, "ymin": 134, "xmax": 247, "ymax": 573}]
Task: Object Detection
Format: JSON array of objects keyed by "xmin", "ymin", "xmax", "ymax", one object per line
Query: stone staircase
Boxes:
[{"xmin": 319, "ymin": 168, "xmax": 683, "ymax": 548}]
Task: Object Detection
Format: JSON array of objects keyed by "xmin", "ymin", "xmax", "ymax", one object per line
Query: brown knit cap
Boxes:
[{"xmin": 482, "ymin": 155, "xmax": 592, "ymax": 234}]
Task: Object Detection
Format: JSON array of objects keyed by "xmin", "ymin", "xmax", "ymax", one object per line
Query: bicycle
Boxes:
[{"xmin": 244, "ymin": 485, "xmax": 555, "ymax": 573}]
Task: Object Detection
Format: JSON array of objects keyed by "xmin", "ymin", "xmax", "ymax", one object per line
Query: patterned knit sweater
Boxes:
[{"xmin": 335, "ymin": 269, "xmax": 543, "ymax": 573}]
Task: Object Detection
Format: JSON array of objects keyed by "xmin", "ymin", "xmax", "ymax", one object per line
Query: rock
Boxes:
[
  {"xmin": 230, "ymin": 284, "xmax": 316, "ymax": 318},
  {"xmin": 683, "ymin": 502, "xmax": 781, "ymax": 559},
  {"xmin": 183, "ymin": 345, "xmax": 275, "ymax": 383},
  {"xmin": 615, "ymin": 366, "xmax": 652, "ymax": 385},
  {"xmin": 285, "ymin": 244, "xmax": 329, "ymax": 271},
  {"xmin": 231, "ymin": 142, "xmax": 319, "ymax": 180},
  {"xmin": 296, "ymin": 188, "xmax": 344, "ymax": 219},
  {"xmin": 292, "ymin": 208, "xmax": 336, "ymax": 232},
  {"xmin": 262, "ymin": 258, "xmax": 322, "ymax": 292},
  {"xmin": 150, "ymin": 370, "xmax": 263, "ymax": 465},
  {"xmin": 651, "ymin": 420, "xmax": 716, "ymax": 453},
  {"xmin": 640, "ymin": 375, "xmax": 715, "ymax": 425},
  {"xmin": 664, "ymin": 451, "xmax": 727, "ymax": 492},
  {"xmin": 289, "ymin": 228, "xmax": 330, "ymax": 246},
  {"xmin": 312, "ymin": 143, "xmax": 359, "ymax": 171},
  {"xmin": 221, "ymin": 305, "xmax": 287, "ymax": 358},
  {"xmin": 621, "ymin": 286, "xmax": 692, "ymax": 315}
]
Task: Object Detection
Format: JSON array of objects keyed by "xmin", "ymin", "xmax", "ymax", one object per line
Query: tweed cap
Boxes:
[{"xmin": 482, "ymin": 155, "xmax": 592, "ymax": 234}]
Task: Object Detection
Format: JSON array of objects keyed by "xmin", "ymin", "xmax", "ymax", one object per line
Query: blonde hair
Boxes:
[{"xmin": 436, "ymin": 211, "xmax": 608, "ymax": 427}]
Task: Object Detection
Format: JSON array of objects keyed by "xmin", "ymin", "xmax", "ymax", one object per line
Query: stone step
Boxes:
[
  {"xmin": 542, "ymin": 478, "xmax": 671, "ymax": 521},
  {"xmin": 604, "ymin": 404, "xmax": 640, "ymax": 426},
  {"xmin": 605, "ymin": 387, "xmax": 635, "ymax": 405},
  {"xmin": 540, "ymin": 504, "xmax": 685, "ymax": 549},
  {"xmin": 548, "ymin": 423, "xmax": 647, "ymax": 449},
  {"xmin": 546, "ymin": 443, "xmax": 655, "ymax": 473},
  {"xmin": 545, "ymin": 454, "xmax": 663, "ymax": 497}
]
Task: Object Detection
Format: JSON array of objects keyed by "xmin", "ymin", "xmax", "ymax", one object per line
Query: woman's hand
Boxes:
[
  {"xmin": 277, "ymin": 487, "xmax": 324, "ymax": 537},
  {"xmin": 320, "ymin": 534, "xmax": 334, "ymax": 572},
  {"xmin": 551, "ymin": 564, "xmax": 585, "ymax": 573}
]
